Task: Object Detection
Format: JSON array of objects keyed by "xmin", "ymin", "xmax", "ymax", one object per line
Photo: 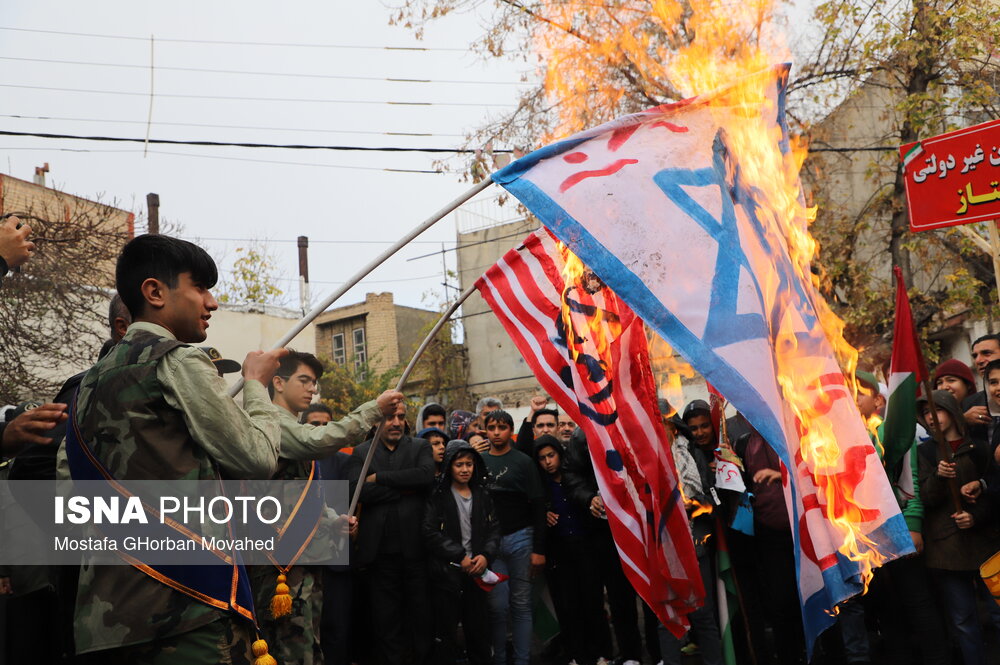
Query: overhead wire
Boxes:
[
  {"xmin": 0, "ymin": 145, "xmax": 444, "ymax": 174},
  {"xmin": 0, "ymin": 25, "xmax": 472, "ymax": 51},
  {"xmin": 217, "ymin": 267, "xmax": 443, "ymax": 286},
  {"xmin": 0, "ymin": 113, "xmax": 467, "ymax": 138},
  {"xmin": 0, "ymin": 55, "xmax": 530, "ymax": 86},
  {"xmin": 0, "ymin": 129, "xmax": 513, "ymax": 153},
  {"xmin": 193, "ymin": 237, "xmax": 454, "ymax": 245},
  {"xmin": 148, "ymin": 149, "xmax": 444, "ymax": 173},
  {"xmin": 0, "ymin": 83, "xmax": 514, "ymax": 107}
]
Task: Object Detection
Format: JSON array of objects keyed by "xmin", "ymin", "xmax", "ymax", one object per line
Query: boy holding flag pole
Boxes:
[
  {"xmin": 863, "ymin": 266, "xmax": 950, "ymax": 665},
  {"xmin": 66, "ymin": 234, "xmax": 287, "ymax": 665}
]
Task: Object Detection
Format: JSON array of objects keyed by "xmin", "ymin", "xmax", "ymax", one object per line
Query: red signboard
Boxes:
[{"xmin": 900, "ymin": 117, "xmax": 1000, "ymax": 232}]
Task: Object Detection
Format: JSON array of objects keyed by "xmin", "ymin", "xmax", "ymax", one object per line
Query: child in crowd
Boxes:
[
  {"xmin": 934, "ymin": 359, "xmax": 977, "ymax": 405},
  {"xmin": 481, "ymin": 409, "xmax": 546, "ymax": 665},
  {"xmin": 916, "ymin": 388, "xmax": 1000, "ymax": 665},
  {"xmin": 534, "ymin": 434, "xmax": 608, "ymax": 665},
  {"xmin": 423, "ymin": 440, "xmax": 501, "ymax": 665},
  {"xmin": 419, "ymin": 427, "xmax": 449, "ymax": 480}
]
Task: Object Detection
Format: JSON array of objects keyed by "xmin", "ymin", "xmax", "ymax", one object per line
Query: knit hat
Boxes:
[{"xmin": 932, "ymin": 359, "xmax": 976, "ymax": 394}]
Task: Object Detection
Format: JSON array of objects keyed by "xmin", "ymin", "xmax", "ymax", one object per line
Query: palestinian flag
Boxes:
[
  {"xmin": 715, "ymin": 520, "xmax": 738, "ymax": 665},
  {"xmin": 877, "ymin": 266, "xmax": 928, "ymax": 477},
  {"xmin": 531, "ymin": 575, "xmax": 560, "ymax": 644}
]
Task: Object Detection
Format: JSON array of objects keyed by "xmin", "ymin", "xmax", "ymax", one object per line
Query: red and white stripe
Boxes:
[{"xmin": 476, "ymin": 230, "xmax": 703, "ymax": 635}]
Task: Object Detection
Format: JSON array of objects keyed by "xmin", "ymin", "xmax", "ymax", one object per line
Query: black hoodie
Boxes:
[{"xmin": 422, "ymin": 441, "xmax": 501, "ymax": 584}]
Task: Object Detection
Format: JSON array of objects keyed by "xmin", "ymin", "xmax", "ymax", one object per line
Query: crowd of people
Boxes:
[{"xmin": 0, "ymin": 223, "xmax": 999, "ymax": 665}]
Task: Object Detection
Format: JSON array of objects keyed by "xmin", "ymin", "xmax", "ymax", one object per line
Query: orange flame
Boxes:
[
  {"xmin": 688, "ymin": 498, "xmax": 714, "ymax": 520},
  {"xmin": 533, "ymin": 0, "xmax": 883, "ymax": 588},
  {"xmin": 647, "ymin": 332, "xmax": 696, "ymax": 417},
  {"xmin": 557, "ymin": 241, "xmax": 621, "ymax": 365}
]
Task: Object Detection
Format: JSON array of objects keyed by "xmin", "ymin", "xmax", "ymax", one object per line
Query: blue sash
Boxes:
[
  {"xmin": 257, "ymin": 460, "xmax": 326, "ymax": 572},
  {"xmin": 65, "ymin": 396, "xmax": 258, "ymax": 625}
]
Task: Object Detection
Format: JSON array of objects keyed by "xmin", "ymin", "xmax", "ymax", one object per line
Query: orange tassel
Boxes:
[
  {"xmin": 251, "ymin": 638, "xmax": 278, "ymax": 665},
  {"xmin": 270, "ymin": 572, "xmax": 292, "ymax": 618}
]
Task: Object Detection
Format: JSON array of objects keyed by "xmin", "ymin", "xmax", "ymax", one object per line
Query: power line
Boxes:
[
  {"xmin": 0, "ymin": 55, "xmax": 529, "ymax": 86},
  {"xmin": 0, "ymin": 146, "xmax": 444, "ymax": 174},
  {"xmin": 0, "ymin": 82, "xmax": 513, "ymax": 108},
  {"xmin": 408, "ymin": 229, "xmax": 534, "ymax": 261},
  {"xmin": 0, "ymin": 129, "xmax": 512, "ymax": 154},
  {"xmin": 218, "ymin": 267, "xmax": 443, "ymax": 285},
  {"xmin": 0, "ymin": 113, "xmax": 466, "ymax": 138},
  {"xmin": 149, "ymin": 149, "xmax": 444, "ymax": 174},
  {"xmin": 191, "ymin": 237, "xmax": 454, "ymax": 246},
  {"xmin": 0, "ymin": 146, "xmax": 142, "ymax": 154},
  {"xmin": 0, "ymin": 116, "xmax": 897, "ymax": 155},
  {"xmin": 0, "ymin": 26, "xmax": 471, "ymax": 52}
]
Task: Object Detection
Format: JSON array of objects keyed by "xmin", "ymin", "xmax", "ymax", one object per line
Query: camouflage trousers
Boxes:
[
  {"xmin": 251, "ymin": 565, "xmax": 323, "ymax": 665},
  {"xmin": 80, "ymin": 615, "xmax": 256, "ymax": 665}
]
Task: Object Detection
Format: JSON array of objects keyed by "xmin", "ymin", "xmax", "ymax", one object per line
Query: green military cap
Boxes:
[
  {"xmin": 199, "ymin": 347, "xmax": 242, "ymax": 375},
  {"xmin": 856, "ymin": 370, "xmax": 879, "ymax": 394}
]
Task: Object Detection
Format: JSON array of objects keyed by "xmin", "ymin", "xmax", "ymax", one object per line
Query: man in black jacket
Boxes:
[
  {"xmin": 348, "ymin": 403, "xmax": 435, "ymax": 665},
  {"xmin": 423, "ymin": 440, "xmax": 500, "ymax": 665},
  {"xmin": 561, "ymin": 428, "xmax": 645, "ymax": 665},
  {"xmin": 534, "ymin": 435, "xmax": 609, "ymax": 665},
  {"xmin": 961, "ymin": 334, "xmax": 1000, "ymax": 447}
]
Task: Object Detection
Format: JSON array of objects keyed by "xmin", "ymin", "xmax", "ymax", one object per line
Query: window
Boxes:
[
  {"xmin": 353, "ymin": 327, "xmax": 367, "ymax": 371},
  {"xmin": 331, "ymin": 333, "xmax": 345, "ymax": 365}
]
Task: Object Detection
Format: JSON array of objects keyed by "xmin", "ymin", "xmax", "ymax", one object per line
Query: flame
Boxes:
[
  {"xmin": 865, "ymin": 413, "xmax": 884, "ymax": 436},
  {"xmin": 647, "ymin": 332, "xmax": 696, "ymax": 416},
  {"xmin": 533, "ymin": 0, "xmax": 883, "ymax": 588},
  {"xmin": 557, "ymin": 241, "xmax": 620, "ymax": 364},
  {"xmin": 688, "ymin": 498, "xmax": 714, "ymax": 520}
]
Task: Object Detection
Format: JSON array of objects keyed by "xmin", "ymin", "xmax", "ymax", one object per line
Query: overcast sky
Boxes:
[
  {"xmin": 1, "ymin": 2, "xmax": 819, "ymax": 314},
  {"xmin": 0, "ymin": 1, "xmax": 533, "ymax": 312}
]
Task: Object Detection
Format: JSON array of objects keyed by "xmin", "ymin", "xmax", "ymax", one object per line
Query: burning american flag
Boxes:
[{"xmin": 475, "ymin": 229, "xmax": 704, "ymax": 636}]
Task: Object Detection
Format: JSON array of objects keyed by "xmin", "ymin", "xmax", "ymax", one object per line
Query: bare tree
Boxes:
[
  {"xmin": 394, "ymin": 0, "xmax": 1000, "ymax": 359},
  {"xmin": 0, "ymin": 198, "xmax": 130, "ymax": 402}
]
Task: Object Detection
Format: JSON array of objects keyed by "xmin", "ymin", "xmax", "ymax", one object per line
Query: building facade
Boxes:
[
  {"xmin": 455, "ymin": 215, "xmax": 544, "ymax": 413},
  {"xmin": 203, "ymin": 303, "xmax": 317, "ymax": 388},
  {"xmin": 313, "ymin": 291, "xmax": 440, "ymax": 386}
]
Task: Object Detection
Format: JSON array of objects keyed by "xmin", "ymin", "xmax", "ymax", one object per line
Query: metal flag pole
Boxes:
[
  {"xmin": 348, "ymin": 282, "xmax": 478, "ymax": 517},
  {"xmin": 919, "ymin": 373, "xmax": 964, "ymax": 512},
  {"xmin": 227, "ymin": 178, "xmax": 493, "ymax": 397}
]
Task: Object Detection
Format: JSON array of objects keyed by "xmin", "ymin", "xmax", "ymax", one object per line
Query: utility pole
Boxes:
[
  {"xmin": 297, "ymin": 235, "xmax": 310, "ymax": 315},
  {"xmin": 146, "ymin": 193, "xmax": 160, "ymax": 234}
]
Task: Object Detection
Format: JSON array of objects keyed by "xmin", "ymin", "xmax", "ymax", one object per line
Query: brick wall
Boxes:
[{"xmin": 315, "ymin": 292, "xmax": 430, "ymax": 375}]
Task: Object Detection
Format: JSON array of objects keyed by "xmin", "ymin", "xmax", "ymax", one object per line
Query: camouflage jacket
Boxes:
[{"xmin": 72, "ymin": 322, "xmax": 281, "ymax": 654}]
